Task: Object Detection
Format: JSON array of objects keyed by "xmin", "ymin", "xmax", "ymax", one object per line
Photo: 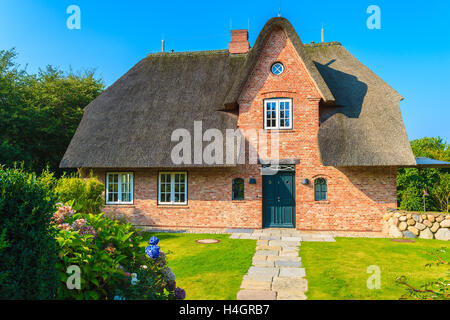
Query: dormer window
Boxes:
[{"xmin": 264, "ymin": 98, "xmax": 293, "ymax": 130}]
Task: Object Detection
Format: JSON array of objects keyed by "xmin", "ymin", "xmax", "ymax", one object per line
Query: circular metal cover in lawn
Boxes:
[
  {"xmin": 196, "ymin": 239, "xmax": 220, "ymax": 244},
  {"xmin": 390, "ymin": 239, "xmax": 415, "ymax": 243}
]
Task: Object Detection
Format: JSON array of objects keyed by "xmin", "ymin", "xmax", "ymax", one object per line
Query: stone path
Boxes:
[{"xmin": 234, "ymin": 229, "xmax": 311, "ymax": 300}]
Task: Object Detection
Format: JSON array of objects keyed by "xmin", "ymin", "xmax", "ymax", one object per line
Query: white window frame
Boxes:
[
  {"xmin": 158, "ymin": 172, "xmax": 188, "ymax": 205},
  {"xmin": 264, "ymin": 98, "xmax": 293, "ymax": 130},
  {"xmin": 106, "ymin": 172, "xmax": 134, "ymax": 205}
]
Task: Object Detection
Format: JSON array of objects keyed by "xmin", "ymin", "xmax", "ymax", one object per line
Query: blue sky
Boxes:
[{"xmin": 1, "ymin": 0, "xmax": 449, "ymax": 141}]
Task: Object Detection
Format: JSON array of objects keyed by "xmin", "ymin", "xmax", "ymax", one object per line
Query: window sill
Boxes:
[
  {"xmin": 105, "ymin": 204, "xmax": 135, "ymax": 207},
  {"xmin": 313, "ymin": 200, "xmax": 330, "ymax": 204},
  {"xmin": 263, "ymin": 129, "xmax": 296, "ymax": 133},
  {"xmin": 157, "ymin": 205, "xmax": 190, "ymax": 209}
]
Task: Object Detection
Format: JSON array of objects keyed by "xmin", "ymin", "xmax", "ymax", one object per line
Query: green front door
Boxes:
[{"xmin": 263, "ymin": 171, "xmax": 296, "ymax": 228}]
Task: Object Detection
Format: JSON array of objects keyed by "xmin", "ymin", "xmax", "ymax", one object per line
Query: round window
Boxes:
[{"xmin": 271, "ymin": 62, "xmax": 284, "ymax": 75}]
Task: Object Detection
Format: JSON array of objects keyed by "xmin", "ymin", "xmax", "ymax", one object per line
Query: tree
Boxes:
[
  {"xmin": 397, "ymin": 137, "xmax": 450, "ymax": 211},
  {"xmin": 0, "ymin": 48, "xmax": 104, "ymax": 175}
]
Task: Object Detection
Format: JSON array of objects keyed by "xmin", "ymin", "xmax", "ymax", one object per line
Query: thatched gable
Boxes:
[
  {"xmin": 305, "ymin": 42, "xmax": 416, "ymax": 166},
  {"xmin": 60, "ymin": 17, "xmax": 416, "ymax": 169}
]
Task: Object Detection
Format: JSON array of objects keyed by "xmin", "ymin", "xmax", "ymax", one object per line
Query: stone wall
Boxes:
[{"xmin": 383, "ymin": 209, "xmax": 450, "ymax": 240}]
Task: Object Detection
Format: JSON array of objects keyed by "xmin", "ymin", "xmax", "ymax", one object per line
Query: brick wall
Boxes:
[{"xmin": 86, "ymin": 27, "xmax": 398, "ymax": 232}]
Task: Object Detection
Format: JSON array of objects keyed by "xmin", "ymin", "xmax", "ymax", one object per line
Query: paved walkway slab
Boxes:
[
  {"xmin": 237, "ymin": 229, "xmax": 312, "ymax": 300},
  {"xmin": 237, "ymin": 290, "xmax": 277, "ymax": 300}
]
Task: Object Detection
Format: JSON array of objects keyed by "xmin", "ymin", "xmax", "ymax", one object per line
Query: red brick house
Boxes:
[{"xmin": 61, "ymin": 17, "xmax": 425, "ymax": 232}]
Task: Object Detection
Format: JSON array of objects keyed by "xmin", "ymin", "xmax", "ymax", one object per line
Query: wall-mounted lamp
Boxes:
[
  {"xmin": 249, "ymin": 178, "xmax": 257, "ymax": 185},
  {"xmin": 301, "ymin": 178, "xmax": 310, "ymax": 185}
]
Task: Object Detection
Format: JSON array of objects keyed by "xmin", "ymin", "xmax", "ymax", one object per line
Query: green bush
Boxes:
[
  {"xmin": 398, "ymin": 137, "xmax": 450, "ymax": 212},
  {"xmin": 0, "ymin": 166, "xmax": 59, "ymax": 299},
  {"xmin": 52, "ymin": 206, "xmax": 179, "ymax": 300},
  {"xmin": 54, "ymin": 174, "xmax": 104, "ymax": 214}
]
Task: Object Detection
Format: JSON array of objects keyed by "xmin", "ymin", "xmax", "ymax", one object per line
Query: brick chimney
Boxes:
[{"xmin": 229, "ymin": 29, "xmax": 249, "ymax": 54}]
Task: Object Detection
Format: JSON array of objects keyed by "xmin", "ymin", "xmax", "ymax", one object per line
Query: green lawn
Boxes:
[
  {"xmin": 142, "ymin": 233, "xmax": 255, "ymax": 300},
  {"xmin": 300, "ymin": 238, "xmax": 449, "ymax": 300}
]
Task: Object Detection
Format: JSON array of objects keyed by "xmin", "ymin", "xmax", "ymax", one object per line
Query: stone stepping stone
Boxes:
[
  {"xmin": 253, "ymin": 260, "xmax": 275, "ymax": 267},
  {"xmin": 267, "ymin": 255, "xmax": 298, "ymax": 261},
  {"xmin": 243, "ymin": 274, "xmax": 273, "ymax": 282},
  {"xmin": 240, "ymin": 280, "xmax": 271, "ymax": 291},
  {"xmin": 274, "ymin": 260, "xmax": 302, "ymax": 268},
  {"xmin": 269, "ymin": 240, "xmax": 300, "ymax": 247},
  {"xmin": 256, "ymin": 245, "xmax": 282, "ymax": 251},
  {"xmin": 279, "ymin": 251, "xmax": 298, "ymax": 257},
  {"xmin": 227, "ymin": 228, "xmax": 254, "ymax": 233},
  {"xmin": 257, "ymin": 240, "xmax": 269, "ymax": 245},
  {"xmin": 282, "ymin": 246, "xmax": 300, "ymax": 251},
  {"xmin": 279, "ymin": 268, "xmax": 306, "ymax": 278},
  {"xmin": 261, "ymin": 235, "xmax": 281, "ymax": 240},
  {"xmin": 247, "ymin": 267, "xmax": 279, "ymax": 276},
  {"xmin": 272, "ymin": 256, "xmax": 301, "ymax": 262},
  {"xmin": 281, "ymin": 236, "xmax": 302, "ymax": 242},
  {"xmin": 252, "ymin": 255, "xmax": 267, "ymax": 261},
  {"xmin": 237, "ymin": 290, "xmax": 277, "ymax": 300},
  {"xmin": 272, "ymin": 277, "xmax": 308, "ymax": 292},
  {"xmin": 255, "ymin": 250, "xmax": 278, "ymax": 256}
]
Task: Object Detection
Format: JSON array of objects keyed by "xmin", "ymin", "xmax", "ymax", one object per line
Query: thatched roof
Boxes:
[
  {"xmin": 304, "ymin": 42, "xmax": 416, "ymax": 166},
  {"xmin": 60, "ymin": 49, "xmax": 244, "ymax": 168},
  {"xmin": 60, "ymin": 17, "xmax": 416, "ymax": 169}
]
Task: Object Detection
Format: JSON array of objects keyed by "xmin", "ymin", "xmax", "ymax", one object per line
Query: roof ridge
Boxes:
[
  {"xmin": 147, "ymin": 49, "xmax": 230, "ymax": 57},
  {"xmin": 304, "ymin": 41, "xmax": 341, "ymax": 48}
]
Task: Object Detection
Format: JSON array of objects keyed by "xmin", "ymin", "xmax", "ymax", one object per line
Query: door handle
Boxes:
[{"xmin": 277, "ymin": 197, "xmax": 280, "ymax": 202}]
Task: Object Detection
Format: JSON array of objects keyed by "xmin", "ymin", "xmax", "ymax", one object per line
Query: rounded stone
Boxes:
[
  {"xmin": 427, "ymin": 215, "xmax": 435, "ymax": 223},
  {"xmin": 391, "ymin": 217, "xmax": 399, "ymax": 227},
  {"xmin": 415, "ymin": 223, "xmax": 426, "ymax": 231},
  {"xmin": 399, "ymin": 216, "xmax": 407, "ymax": 222},
  {"xmin": 407, "ymin": 226, "xmax": 419, "ymax": 236},
  {"xmin": 435, "ymin": 228, "xmax": 450, "ymax": 241},
  {"xmin": 440, "ymin": 219, "xmax": 450, "ymax": 228},
  {"xmin": 423, "ymin": 220, "xmax": 432, "ymax": 228},
  {"xmin": 418, "ymin": 228, "xmax": 433, "ymax": 240},
  {"xmin": 403, "ymin": 231, "xmax": 417, "ymax": 239},
  {"xmin": 436, "ymin": 215, "xmax": 445, "ymax": 223},
  {"xmin": 388, "ymin": 225, "xmax": 403, "ymax": 238},
  {"xmin": 407, "ymin": 219, "xmax": 416, "ymax": 226},
  {"xmin": 431, "ymin": 222, "xmax": 440, "ymax": 233},
  {"xmin": 399, "ymin": 222, "xmax": 408, "ymax": 231}
]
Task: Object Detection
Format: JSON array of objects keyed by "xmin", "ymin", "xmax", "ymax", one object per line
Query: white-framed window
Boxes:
[
  {"xmin": 158, "ymin": 172, "xmax": 188, "ymax": 205},
  {"xmin": 264, "ymin": 98, "xmax": 293, "ymax": 129},
  {"xmin": 106, "ymin": 172, "xmax": 134, "ymax": 204}
]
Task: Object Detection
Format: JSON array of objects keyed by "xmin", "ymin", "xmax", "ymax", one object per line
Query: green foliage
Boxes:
[
  {"xmin": 114, "ymin": 256, "xmax": 177, "ymax": 300},
  {"xmin": 53, "ymin": 209, "xmax": 176, "ymax": 300},
  {"xmin": 0, "ymin": 166, "xmax": 59, "ymax": 299},
  {"xmin": 0, "ymin": 48, "xmax": 104, "ymax": 174},
  {"xmin": 54, "ymin": 174, "xmax": 104, "ymax": 214},
  {"xmin": 411, "ymin": 137, "xmax": 450, "ymax": 162},
  {"xmin": 432, "ymin": 173, "xmax": 450, "ymax": 213},
  {"xmin": 398, "ymin": 137, "xmax": 450, "ymax": 212}
]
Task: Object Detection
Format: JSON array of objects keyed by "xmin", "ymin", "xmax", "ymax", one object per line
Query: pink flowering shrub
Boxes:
[{"xmin": 52, "ymin": 204, "xmax": 182, "ymax": 300}]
